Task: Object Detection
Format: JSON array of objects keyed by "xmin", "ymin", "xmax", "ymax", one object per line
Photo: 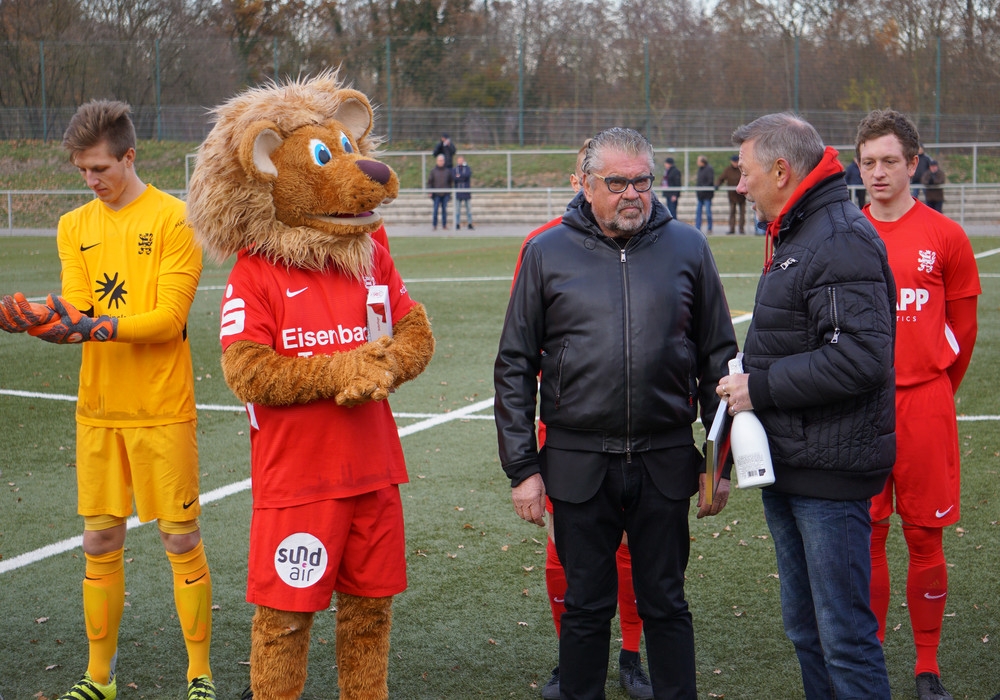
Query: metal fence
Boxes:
[{"xmin": 3, "ymin": 35, "xmax": 1000, "ymax": 147}]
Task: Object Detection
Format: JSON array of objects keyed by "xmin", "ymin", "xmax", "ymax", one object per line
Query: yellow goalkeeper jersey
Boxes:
[{"xmin": 56, "ymin": 185, "xmax": 202, "ymax": 427}]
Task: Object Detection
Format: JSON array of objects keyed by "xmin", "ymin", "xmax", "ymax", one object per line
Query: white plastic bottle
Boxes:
[{"xmin": 727, "ymin": 354, "xmax": 775, "ymax": 489}]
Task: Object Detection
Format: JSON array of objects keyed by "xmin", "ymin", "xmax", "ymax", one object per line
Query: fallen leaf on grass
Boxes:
[
  {"xmin": 45, "ymin": 664, "xmax": 59, "ymax": 670},
  {"xmin": 35, "ymin": 616, "xmax": 49, "ymax": 624}
]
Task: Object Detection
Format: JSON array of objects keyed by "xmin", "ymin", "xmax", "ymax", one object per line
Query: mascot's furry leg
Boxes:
[
  {"xmin": 250, "ymin": 606, "xmax": 314, "ymax": 699},
  {"xmin": 336, "ymin": 593, "xmax": 393, "ymax": 700}
]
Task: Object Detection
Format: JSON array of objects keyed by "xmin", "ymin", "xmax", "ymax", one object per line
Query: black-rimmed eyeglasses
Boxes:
[{"xmin": 589, "ymin": 173, "xmax": 654, "ymax": 194}]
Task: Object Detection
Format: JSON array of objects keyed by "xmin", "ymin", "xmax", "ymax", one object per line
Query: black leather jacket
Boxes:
[
  {"xmin": 744, "ymin": 173, "xmax": 896, "ymax": 500},
  {"xmin": 494, "ymin": 196, "xmax": 738, "ymax": 488}
]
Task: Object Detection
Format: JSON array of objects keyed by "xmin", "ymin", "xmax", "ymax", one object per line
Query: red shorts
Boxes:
[
  {"xmin": 870, "ymin": 373, "xmax": 961, "ymax": 527},
  {"xmin": 247, "ymin": 486, "xmax": 407, "ymax": 612}
]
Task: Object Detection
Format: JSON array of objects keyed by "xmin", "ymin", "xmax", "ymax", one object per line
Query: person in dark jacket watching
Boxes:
[
  {"xmin": 426, "ymin": 153, "xmax": 454, "ymax": 231},
  {"xmin": 718, "ymin": 112, "xmax": 895, "ymax": 699},
  {"xmin": 660, "ymin": 156, "xmax": 682, "ymax": 219},
  {"xmin": 495, "ymin": 127, "xmax": 739, "ymax": 700},
  {"xmin": 694, "ymin": 155, "xmax": 714, "ymax": 234},
  {"xmin": 921, "ymin": 159, "xmax": 946, "ymax": 213}
]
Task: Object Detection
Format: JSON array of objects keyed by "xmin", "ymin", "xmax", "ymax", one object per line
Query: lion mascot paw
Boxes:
[{"xmin": 187, "ymin": 72, "xmax": 434, "ymax": 700}]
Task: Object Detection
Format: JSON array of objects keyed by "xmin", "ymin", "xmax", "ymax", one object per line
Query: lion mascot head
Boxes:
[{"xmin": 187, "ymin": 70, "xmax": 398, "ymax": 277}]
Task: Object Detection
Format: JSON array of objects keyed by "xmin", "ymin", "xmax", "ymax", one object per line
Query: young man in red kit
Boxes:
[
  {"xmin": 511, "ymin": 140, "xmax": 654, "ymax": 700},
  {"xmin": 856, "ymin": 110, "xmax": 981, "ymax": 700}
]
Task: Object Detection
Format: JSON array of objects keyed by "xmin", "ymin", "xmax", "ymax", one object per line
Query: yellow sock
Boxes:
[
  {"xmin": 83, "ymin": 549, "xmax": 125, "ymax": 685},
  {"xmin": 167, "ymin": 540, "xmax": 213, "ymax": 680}
]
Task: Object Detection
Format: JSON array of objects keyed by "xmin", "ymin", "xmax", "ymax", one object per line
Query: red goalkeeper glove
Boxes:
[
  {"xmin": 28, "ymin": 294, "xmax": 117, "ymax": 343},
  {"xmin": 0, "ymin": 292, "xmax": 57, "ymax": 333}
]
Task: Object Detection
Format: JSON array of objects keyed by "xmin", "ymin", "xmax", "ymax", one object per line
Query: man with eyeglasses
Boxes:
[{"xmin": 495, "ymin": 127, "xmax": 738, "ymax": 699}]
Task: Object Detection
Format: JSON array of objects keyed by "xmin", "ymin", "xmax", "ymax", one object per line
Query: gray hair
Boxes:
[
  {"xmin": 732, "ymin": 113, "xmax": 824, "ymax": 178},
  {"xmin": 582, "ymin": 127, "xmax": 655, "ymax": 175}
]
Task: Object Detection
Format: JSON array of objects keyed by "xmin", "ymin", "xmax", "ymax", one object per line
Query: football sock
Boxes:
[
  {"xmin": 903, "ymin": 524, "xmax": 947, "ymax": 677},
  {"xmin": 167, "ymin": 540, "xmax": 213, "ymax": 680},
  {"xmin": 83, "ymin": 548, "xmax": 125, "ymax": 685},
  {"xmin": 869, "ymin": 520, "xmax": 891, "ymax": 643},
  {"xmin": 616, "ymin": 543, "xmax": 643, "ymax": 653},
  {"xmin": 545, "ymin": 538, "xmax": 567, "ymax": 638}
]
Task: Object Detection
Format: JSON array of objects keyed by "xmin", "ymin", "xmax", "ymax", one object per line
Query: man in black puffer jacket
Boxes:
[
  {"xmin": 718, "ymin": 113, "xmax": 895, "ymax": 699},
  {"xmin": 495, "ymin": 127, "xmax": 738, "ymax": 700}
]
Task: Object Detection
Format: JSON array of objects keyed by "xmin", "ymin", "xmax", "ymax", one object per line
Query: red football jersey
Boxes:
[
  {"xmin": 220, "ymin": 244, "xmax": 417, "ymax": 507},
  {"xmin": 864, "ymin": 202, "xmax": 981, "ymax": 388}
]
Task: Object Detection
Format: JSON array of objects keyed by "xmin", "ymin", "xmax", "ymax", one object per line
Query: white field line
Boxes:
[{"xmin": 0, "ymin": 396, "xmax": 495, "ymax": 575}]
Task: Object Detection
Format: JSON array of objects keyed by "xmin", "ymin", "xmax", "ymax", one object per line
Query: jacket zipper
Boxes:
[
  {"xmin": 827, "ymin": 287, "xmax": 841, "ymax": 343},
  {"xmin": 554, "ymin": 339, "xmax": 569, "ymax": 409},
  {"xmin": 621, "ymin": 245, "xmax": 632, "ymax": 463}
]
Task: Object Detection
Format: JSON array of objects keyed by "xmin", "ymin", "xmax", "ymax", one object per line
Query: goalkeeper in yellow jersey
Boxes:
[{"xmin": 0, "ymin": 100, "xmax": 215, "ymax": 700}]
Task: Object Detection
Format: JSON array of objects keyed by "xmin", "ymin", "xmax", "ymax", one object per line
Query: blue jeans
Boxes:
[
  {"xmin": 455, "ymin": 198, "xmax": 472, "ymax": 227},
  {"xmin": 663, "ymin": 193, "xmax": 679, "ymax": 219},
  {"xmin": 762, "ymin": 490, "xmax": 890, "ymax": 700},
  {"xmin": 695, "ymin": 199, "xmax": 712, "ymax": 232},
  {"xmin": 431, "ymin": 194, "xmax": 449, "ymax": 227}
]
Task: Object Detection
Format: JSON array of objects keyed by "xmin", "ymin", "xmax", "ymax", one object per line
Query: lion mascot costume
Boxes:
[{"xmin": 186, "ymin": 72, "xmax": 435, "ymax": 700}]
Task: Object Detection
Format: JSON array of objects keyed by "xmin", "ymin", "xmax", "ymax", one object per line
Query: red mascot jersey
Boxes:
[
  {"xmin": 220, "ymin": 243, "xmax": 417, "ymax": 508},
  {"xmin": 864, "ymin": 202, "xmax": 981, "ymax": 388}
]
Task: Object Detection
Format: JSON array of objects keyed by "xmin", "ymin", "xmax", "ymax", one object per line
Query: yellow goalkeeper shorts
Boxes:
[{"xmin": 76, "ymin": 420, "xmax": 201, "ymax": 523}]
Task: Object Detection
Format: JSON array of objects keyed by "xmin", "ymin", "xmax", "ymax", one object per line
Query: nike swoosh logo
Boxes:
[
  {"xmin": 286, "ymin": 287, "xmax": 308, "ymax": 298},
  {"xmin": 935, "ymin": 505, "xmax": 954, "ymax": 518},
  {"xmin": 553, "ymin": 597, "xmax": 565, "ymax": 603},
  {"xmin": 924, "ymin": 592, "xmax": 947, "ymax": 600},
  {"xmin": 80, "ymin": 243, "xmax": 101, "ymax": 251},
  {"xmin": 185, "ymin": 572, "xmax": 208, "ymax": 586},
  {"xmin": 183, "ymin": 498, "xmax": 198, "ymax": 509}
]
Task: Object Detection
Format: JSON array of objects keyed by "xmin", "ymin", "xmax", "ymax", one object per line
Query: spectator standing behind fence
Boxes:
[
  {"xmin": 722, "ymin": 112, "xmax": 895, "ymax": 700},
  {"xmin": 453, "ymin": 155, "xmax": 474, "ymax": 230},
  {"xmin": 495, "ymin": 127, "xmax": 738, "ymax": 700},
  {"xmin": 716, "ymin": 154, "xmax": 746, "ymax": 234},
  {"xmin": 911, "ymin": 144, "xmax": 932, "ymax": 199},
  {"xmin": 845, "ymin": 156, "xmax": 866, "ymax": 208},
  {"xmin": 695, "ymin": 155, "xmax": 714, "ymax": 234},
  {"xmin": 921, "ymin": 159, "xmax": 946, "ymax": 213},
  {"xmin": 0, "ymin": 99, "xmax": 216, "ymax": 700},
  {"xmin": 427, "ymin": 153, "xmax": 454, "ymax": 231},
  {"xmin": 661, "ymin": 156, "xmax": 682, "ymax": 219},
  {"xmin": 433, "ymin": 132, "xmax": 456, "ymax": 168},
  {"xmin": 856, "ymin": 109, "xmax": 980, "ymax": 700}
]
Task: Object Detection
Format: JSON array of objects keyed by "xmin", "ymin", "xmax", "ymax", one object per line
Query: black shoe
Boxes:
[
  {"xmin": 456, "ymin": 224, "xmax": 461, "ymax": 230},
  {"xmin": 240, "ymin": 686, "xmax": 253, "ymax": 700},
  {"xmin": 468, "ymin": 224, "xmax": 474, "ymax": 230},
  {"xmin": 619, "ymin": 660, "xmax": 654, "ymax": 699},
  {"xmin": 916, "ymin": 672, "xmax": 953, "ymax": 700},
  {"xmin": 540, "ymin": 666, "xmax": 560, "ymax": 699}
]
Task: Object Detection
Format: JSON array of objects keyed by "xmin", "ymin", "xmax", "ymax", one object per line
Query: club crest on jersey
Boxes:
[
  {"xmin": 363, "ymin": 275, "xmax": 376, "ymax": 288},
  {"xmin": 138, "ymin": 231, "xmax": 154, "ymax": 255},
  {"xmin": 274, "ymin": 532, "xmax": 328, "ymax": 588},
  {"xmin": 917, "ymin": 250, "xmax": 937, "ymax": 274}
]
